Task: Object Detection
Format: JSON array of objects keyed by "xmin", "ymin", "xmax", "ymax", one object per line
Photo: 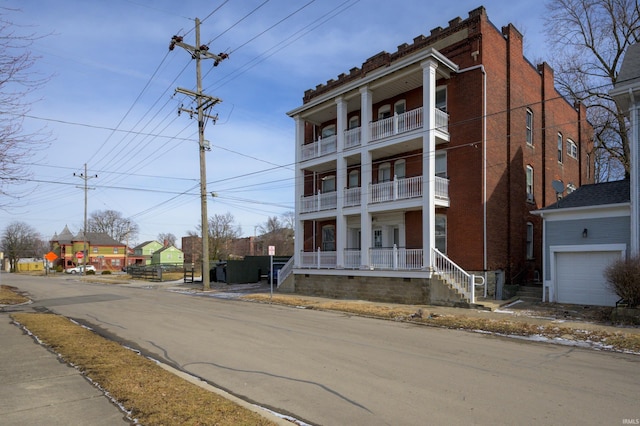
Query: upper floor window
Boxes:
[
  {"xmin": 378, "ymin": 104, "xmax": 391, "ymax": 120},
  {"xmin": 113, "ymin": 247, "xmax": 119, "ymax": 254},
  {"xmin": 557, "ymin": 133, "xmax": 563, "ymax": 163},
  {"xmin": 436, "ymin": 86, "xmax": 447, "ymax": 112},
  {"xmin": 321, "ymin": 175, "xmax": 336, "ymax": 193},
  {"xmin": 321, "ymin": 124, "xmax": 336, "ymax": 139},
  {"xmin": 348, "ymin": 170, "xmax": 359, "ymax": 188},
  {"xmin": 378, "ymin": 162, "xmax": 391, "ymax": 183},
  {"xmin": 394, "ymin": 100, "xmax": 406, "ymax": 115},
  {"xmin": 567, "ymin": 139, "xmax": 578, "ymax": 159},
  {"xmin": 348, "ymin": 116, "xmax": 360, "ymax": 129},
  {"xmin": 394, "ymin": 159, "xmax": 406, "ymax": 179},
  {"xmin": 526, "ymin": 165, "xmax": 534, "ymax": 202},
  {"xmin": 93, "ymin": 247, "xmax": 98, "ymax": 253},
  {"xmin": 435, "ymin": 151, "xmax": 447, "ymax": 178},
  {"xmin": 526, "ymin": 222, "xmax": 534, "ymax": 259},
  {"xmin": 526, "ymin": 108, "xmax": 533, "ymax": 145}
]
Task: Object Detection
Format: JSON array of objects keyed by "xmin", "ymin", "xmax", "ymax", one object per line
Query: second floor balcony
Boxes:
[{"xmin": 300, "ymin": 175, "xmax": 449, "ymax": 214}]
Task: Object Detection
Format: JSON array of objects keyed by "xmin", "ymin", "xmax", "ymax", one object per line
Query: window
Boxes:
[
  {"xmin": 394, "ymin": 100, "xmax": 406, "ymax": 115},
  {"xmin": 567, "ymin": 139, "xmax": 578, "ymax": 159},
  {"xmin": 322, "ymin": 225, "xmax": 336, "ymax": 251},
  {"xmin": 378, "ymin": 162, "xmax": 391, "ymax": 183},
  {"xmin": 321, "ymin": 124, "xmax": 336, "ymax": 139},
  {"xmin": 436, "ymin": 86, "xmax": 447, "ymax": 112},
  {"xmin": 348, "ymin": 116, "xmax": 360, "ymax": 129},
  {"xmin": 394, "ymin": 159, "xmax": 406, "ymax": 179},
  {"xmin": 435, "ymin": 151, "xmax": 447, "ymax": 178},
  {"xmin": 113, "ymin": 247, "xmax": 119, "ymax": 254},
  {"xmin": 321, "ymin": 175, "xmax": 335, "ymax": 193},
  {"xmin": 93, "ymin": 247, "xmax": 98, "ymax": 253},
  {"xmin": 348, "ymin": 170, "xmax": 359, "ymax": 188},
  {"xmin": 557, "ymin": 133, "xmax": 563, "ymax": 163},
  {"xmin": 526, "ymin": 108, "xmax": 533, "ymax": 145},
  {"xmin": 373, "ymin": 229, "xmax": 383, "ymax": 248},
  {"xmin": 526, "ymin": 222, "xmax": 534, "ymax": 259},
  {"xmin": 435, "ymin": 214, "xmax": 447, "ymax": 253},
  {"xmin": 526, "ymin": 165, "xmax": 534, "ymax": 202},
  {"xmin": 378, "ymin": 104, "xmax": 391, "ymax": 120},
  {"xmin": 113, "ymin": 259, "xmax": 121, "ymax": 267}
]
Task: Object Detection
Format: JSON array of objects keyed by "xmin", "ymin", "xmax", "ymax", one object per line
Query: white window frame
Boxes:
[
  {"xmin": 348, "ymin": 115, "xmax": 360, "ymax": 129},
  {"xmin": 378, "ymin": 104, "xmax": 391, "ymax": 120},
  {"xmin": 526, "ymin": 108, "xmax": 533, "ymax": 146},
  {"xmin": 378, "ymin": 162, "xmax": 391, "ymax": 183},
  {"xmin": 321, "ymin": 124, "xmax": 336, "ymax": 139},
  {"xmin": 321, "ymin": 225, "xmax": 336, "ymax": 251},
  {"xmin": 435, "ymin": 214, "xmax": 447, "ymax": 253},
  {"xmin": 526, "ymin": 165, "xmax": 534, "ymax": 202},
  {"xmin": 557, "ymin": 132, "xmax": 563, "ymax": 163},
  {"xmin": 394, "ymin": 99, "xmax": 406, "ymax": 115},
  {"xmin": 348, "ymin": 169, "xmax": 359, "ymax": 188},
  {"xmin": 321, "ymin": 175, "xmax": 336, "ymax": 193},
  {"xmin": 567, "ymin": 139, "xmax": 578, "ymax": 159},
  {"xmin": 435, "ymin": 151, "xmax": 447, "ymax": 178}
]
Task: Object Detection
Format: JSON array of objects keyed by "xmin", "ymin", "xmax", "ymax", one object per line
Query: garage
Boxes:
[{"xmin": 555, "ymin": 251, "xmax": 621, "ymax": 306}]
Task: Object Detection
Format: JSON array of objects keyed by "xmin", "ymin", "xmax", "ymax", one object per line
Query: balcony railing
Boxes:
[
  {"xmin": 344, "ymin": 127, "xmax": 361, "ymax": 149},
  {"xmin": 369, "ymin": 107, "xmax": 449, "ymax": 143},
  {"xmin": 344, "ymin": 186, "xmax": 361, "ymax": 207},
  {"xmin": 370, "ymin": 246, "xmax": 423, "ymax": 270},
  {"xmin": 344, "ymin": 249, "xmax": 361, "ymax": 268},
  {"xmin": 301, "ymin": 191, "xmax": 337, "ymax": 213},
  {"xmin": 301, "ymin": 134, "xmax": 337, "ymax": 161},
  {"xmin": 369, "ymin": 175, "xmax": 448, "ymax": 204},
  {"xmin": 435, "ymin": 108, "xmax": 448, "ymax": 133}
]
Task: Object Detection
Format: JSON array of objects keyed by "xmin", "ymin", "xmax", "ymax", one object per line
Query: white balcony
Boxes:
[
  {"xmin": 344, "ymin": 187, "xmax": 361, "ymax": 207},
  {"xmin": 369, "ymin": 175, "xmax": 448, "ymax": 204},
  {"xmin": 369, "ymin": 107, "xmax": 449, "ymax": 143},
  {"xmin": 301, "ymin": 191, "xmax": 338, "ymax": 213},
  {"xmin": 344, "ymin": 127, "xmax": 361, "ymax": 149},
  {"xmin": 301, "ymin": 134, "xmax": 337, "ymax": 161}
]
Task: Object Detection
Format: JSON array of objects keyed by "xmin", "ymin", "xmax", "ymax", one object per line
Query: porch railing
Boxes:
[
  {"xmin": 344, "ymin": 249, "xmax": 361, "ymax": 269},
  {"xmin": 431, "ymin": 248, "xmax": 484, "ymax": 303},
  {"xmin": 369, "ymin": 176, "xmax": 448, "ymax": 204},
  {"xmin": 369, "ymin": 246, "xmax": 423, "ymax": 270},
  {"xmin": 301, "ymin": 134, "xmax": 337, "ymax": 161},
  {"xmin": 300, "ymin": 249, "xmax": 337, "ymax": 269},
  {"xmin": 344, "ymin": 187, "xmax": 361, "ymax": 207},
  {"xmin": 344, "ymin": 127, "xmax": 361, "ymax": 149},
  {"xmin": 276, "ymin": 256, "xmax": 294, "ymax": 287},
  {"xmin": 300, "ymin": 191, "xmax": 338, "ymax": 213}
]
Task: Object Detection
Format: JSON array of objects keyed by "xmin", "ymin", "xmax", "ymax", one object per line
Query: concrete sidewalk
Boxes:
[{"xmin": 0, "ymin": 314, "xmax": 130, "ymax": 425}]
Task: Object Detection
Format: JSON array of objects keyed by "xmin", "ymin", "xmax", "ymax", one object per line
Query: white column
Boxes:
[
  {"xmin": 336, "ymin": 97, "xmax": 347, "ymax": 268},
  {"xmin": 294, "ymin": 115, "xmax": 305, "ymax": 267},
  {"xmin": 421, "ymin": 59, "xmax": 438, "ymax": 270},
  {"xmin": 360, "ymin": 86, "xmax": 373, "ymax": 268}
]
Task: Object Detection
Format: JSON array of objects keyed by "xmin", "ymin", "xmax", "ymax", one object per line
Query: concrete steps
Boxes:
[{"xmin": 516, "ymin": 284, "xmax": 543, "ymax": 302}]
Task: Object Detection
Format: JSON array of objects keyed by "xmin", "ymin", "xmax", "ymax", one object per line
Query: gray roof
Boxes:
[
  {"xmin": 541, "ymin": 179, "xmax": 630, "ymax": 210},
  {"xmin": 74, "ymin": 231, "xmax": 124, "ymax": 246},
  {"xmin": 617, "ymin": 43, "xmax": 640, "ymax": 88}
]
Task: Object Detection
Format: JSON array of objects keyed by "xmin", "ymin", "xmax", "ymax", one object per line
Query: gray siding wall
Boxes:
[{"xmin": 543, "ymin": 216, "xmax": 630, "ymax": 280}]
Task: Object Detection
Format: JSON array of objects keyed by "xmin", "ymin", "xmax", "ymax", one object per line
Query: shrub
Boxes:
[
  {"xmin": 605, "ymin": 255, "xmax": 640, "ymax": 307},
  {"xmin": 101, "ymin": 270, "xmax": 112, "ymax": 275},
  {"xmin": 55, "ymin": 265, "xmax": 63, "ymax": 273},
  {"xmin": 86, "ymin": 270, "xmax": 96, "ymax": 275}
]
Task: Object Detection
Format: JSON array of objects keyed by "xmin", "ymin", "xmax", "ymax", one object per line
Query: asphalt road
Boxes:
[{"xmin": 4, "ymin": 274, "xmax": 640, "ymax": 426}]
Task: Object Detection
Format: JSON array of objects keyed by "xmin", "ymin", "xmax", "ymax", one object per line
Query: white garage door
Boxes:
[{"xmin": 555, "ymin": 251, "xmax": 621, "ymax": 306}]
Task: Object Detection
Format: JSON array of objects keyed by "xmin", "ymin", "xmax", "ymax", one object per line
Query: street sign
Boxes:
[
  {"xmin": 268, "ymin": 245, "xmax": 275, "ymax": 256},
  {"xmin": 45, "ymin": 251, "xmax": 58, "ymax": 262},
  {"xmin": 76, "ymin": 252, "xmax": 84, "ymax": 259}
]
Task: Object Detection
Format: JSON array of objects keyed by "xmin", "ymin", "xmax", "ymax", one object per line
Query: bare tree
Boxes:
[
  {"xmin": 87, "ymin": 209, "xmax": 139, "ymax": 243},
  {"xmin": 157, "ymin": 232, "xmax": 177, "ymax": 247},
  {"xmin": 1, "ymin": 221, "xmax": 42, "ymax": 271},
  {"xmin": 202, "ymin": 212, "xmax": 241, "ymax": 261},
  {"xmin": 545, "ymin": 0, "xmax": 640, "ymax": 181},
  {"xmin": 0, "ymin": 8, "xmax": 50, "ymax": 206},
  {"xmin": 258, "ymin": 213, "xmax": 294, "ymax": 256}
]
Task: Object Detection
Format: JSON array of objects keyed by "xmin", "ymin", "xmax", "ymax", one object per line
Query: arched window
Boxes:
[
  {"xmin": 394, "ymin": 159, "xmax": 406, "ymax": 179},
  {"xmin": 526, "ymin": 108, "xmax": 533, "ymax": 145},
  {"xmin": 348, "ymin": 170, "xmax": 359, "ymax": 188},
  {"xmin": 378, "ymin": 104, "xmax": 391, "ymax": 120},
  {"xmin": 348, "ymin": 116, "xmax": 360, "ymax": 129},
  {"xmin": 322, "ymin": 225, "xmax": 336, "ymax": 251},
  {"xmin": 321, "ymin": 175, "xmax": 335, "ymax": 193},
  {"xmin": 526, "ymin": 165, "xmax": 534, "ymax": 202},
  {"xmin": 321, "ymin": 124, "xmax": 336, "ymax": 139},
  {"xmin": 394, "ymin": 99, "xmax": 406, "ymax": 115},
  {"xmin": 378, "ymin": 162, "xmax": 391, "ymax": 183}
]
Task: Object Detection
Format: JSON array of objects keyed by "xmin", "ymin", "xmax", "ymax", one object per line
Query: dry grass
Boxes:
[
  {"xmin": 242, "ymin": 294, "xmax": 640, "ymax": 353},
  {"xmin": 0, "ymin": 285, "xmax": 29, "ymax": 304},
  {"xmin": 11, "ymin": 313, "xmax": 277, "ymax": 426}
]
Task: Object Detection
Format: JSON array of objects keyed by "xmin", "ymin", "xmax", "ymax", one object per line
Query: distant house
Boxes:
[
  {"xmin": 132, "ymin": 241, "xmax": 164, "ymax": 266},
  {"xmin": 50, "ymin": 225, "xmax": 126, "ymax": 272},
  {"xmin": 151, "ymin": 245, "xmax": 184, "ymax": 265},
  {"xmin": 534, "ymin": 42, "xmax": 640, "ymax": 306}
]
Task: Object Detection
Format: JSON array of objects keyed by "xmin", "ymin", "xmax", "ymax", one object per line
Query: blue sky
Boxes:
[{"xmin": 2, "ymin": 1, "xmax": 548, "ymax": 246}]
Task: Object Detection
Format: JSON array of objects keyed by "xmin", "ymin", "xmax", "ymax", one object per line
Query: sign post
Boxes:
[
  {"xmin": 44, "ymin": 251, "xmax": 58, "ymax": 276},
  {"xmin": 268, "ymin": 245, "xmax": 275, "ymax": 302}
]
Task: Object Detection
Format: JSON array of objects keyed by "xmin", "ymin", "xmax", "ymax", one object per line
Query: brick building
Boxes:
[{"xmin": 284, "ymin": 6, "xmax": 593, "ymax": 304}]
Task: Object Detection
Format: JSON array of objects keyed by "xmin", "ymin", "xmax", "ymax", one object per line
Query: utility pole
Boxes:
[
  {"xmin": 170, "ymin": 18, "xmax": 228, "ymax": 289},
  {"xmin": 74, "ymin": 163, "xmax": 97, "ymax": 276}
]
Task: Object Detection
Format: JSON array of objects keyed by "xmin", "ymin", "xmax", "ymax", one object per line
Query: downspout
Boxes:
[{"xmin": 457, "ymin": 64, "xmax": 487, "ymax": 286}]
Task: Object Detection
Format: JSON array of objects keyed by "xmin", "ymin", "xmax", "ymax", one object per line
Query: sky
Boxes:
[{"xmin": 1, "ymin": 0, "xmax": 550, "ymax": 247}]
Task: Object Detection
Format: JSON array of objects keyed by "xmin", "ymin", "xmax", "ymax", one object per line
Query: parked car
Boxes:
[{"xmin": 65, "ymin": 265, "xmax": 96, "ymax": 274}]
